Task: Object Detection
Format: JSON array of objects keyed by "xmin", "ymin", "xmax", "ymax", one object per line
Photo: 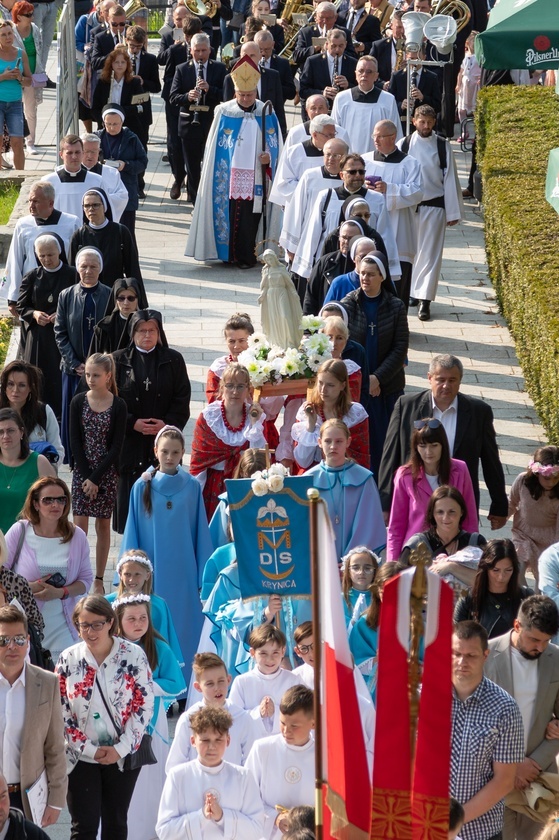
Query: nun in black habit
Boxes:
[
  {"xmin": 68, "ymin": 188, "xmax": 148, "ymax": 306},
  {"xmin": 16, "ymin": 233, "xmax": 77, "ymax": 420},
  {"xmin": 89, "ymin": 277, "xmax": 143, "ymax": 354},
  {"xmin": 112, "ymin": 309, "xmax": 191, "ymax": 533}
]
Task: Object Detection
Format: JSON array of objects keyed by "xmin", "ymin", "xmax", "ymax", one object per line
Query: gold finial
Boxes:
[{"xmin": 307, "ymin": 488, "xmax": 320, "ymax": 501}]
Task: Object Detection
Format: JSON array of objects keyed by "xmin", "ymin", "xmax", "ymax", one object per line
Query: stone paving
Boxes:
[{"xmin": 0, "ymin": 42, "xmax": 547, "ymax": 839}]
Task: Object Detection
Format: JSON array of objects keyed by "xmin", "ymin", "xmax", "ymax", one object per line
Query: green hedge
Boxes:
[{"xmin": 476, "ymin": 85, "xmax": 559, "ymax": 443}]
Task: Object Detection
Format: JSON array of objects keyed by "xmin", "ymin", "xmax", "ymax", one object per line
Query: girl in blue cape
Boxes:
[
  {"xmin": 114, "ymin": 593, "xmax": 186, "ymax": 840},
  {"xmin": 120, "ymin": 426, "xmax": 214, "ymax": 686},
  {"xmin": 306, "ymin": 418, "xmax": 386, "ymax": 559},
  {"xmin": 341, "ymin": 546, "xmax": 380, "ymax": 632}
]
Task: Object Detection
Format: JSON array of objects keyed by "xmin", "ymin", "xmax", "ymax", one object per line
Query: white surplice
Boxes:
[
  {"xmin": 331, "ymin": 86, "xmax": 403, "ymax": 154},
  {"xmin": 228, "ymin": 667, "xmax": 303, "ymax": 736},
  {"xmin": 279, "ymin": 165, "xmax": 342, "ymax": 255},
  {"xmin": 166, "ymin": 699, "xmax": 257, "ymax": 770}
]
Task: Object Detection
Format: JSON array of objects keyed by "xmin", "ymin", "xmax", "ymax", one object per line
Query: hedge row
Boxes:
[{"xmin": 476, "ymin": 85, "xmax": 559, "ymax": 442}]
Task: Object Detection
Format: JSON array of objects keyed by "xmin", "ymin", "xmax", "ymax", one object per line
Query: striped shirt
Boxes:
[{"xmin": 451, "ymin": 676, "xmax": 524, "ymax": 840}]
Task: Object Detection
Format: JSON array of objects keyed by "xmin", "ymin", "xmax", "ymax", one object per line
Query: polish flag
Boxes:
[{"xmin": 317, "ymin": 501, "xmax": 371, "ymax": 840}]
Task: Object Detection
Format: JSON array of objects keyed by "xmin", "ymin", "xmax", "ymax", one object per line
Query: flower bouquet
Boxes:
[{"xmin": 237, "ymin": 316, "xmax": 332, "ymax": 398}]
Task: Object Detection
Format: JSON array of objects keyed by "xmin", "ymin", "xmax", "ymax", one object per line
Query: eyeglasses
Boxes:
[
  {"xmin": 0, "ymin": 635, "xmax": 27, "ymax": 647},
  {"xmin": 117, "ymin": 295, "xmax": 137, "ymax": 302},
  {"xmin": 83, "ymin": 202, "xmax": 102, "ymax": 209},
  {"xmin": 223, "ymin": 383, "xmax": 247, "ymax": 392},
  {"xmin": 112, "ymin": 21, "xmax": 127, "ymax": 26},
  {"xmin": 349, "ymin": 565, "xmax": 375, "ymax": 574},
  {"xmin": 39, "ymin": 496, "xmax": 67, "ymax": 506},
  {"xmin": 297, "ymin": 642, "xmax": 314, "ymax": 654},
  {"xmin": 413, "ymin": 418, "xmax": 442, "ymax": 430},
  {"xmin": 77, "ymin": 620, "xmax": 109, "ymax": 632},
  {"xmin": 342, "ymin": 168, "xmax": 365, "ymax": 175},
  {"xmin": 19, "ymin": 12, "xmax": 34, "ymax": 16}
]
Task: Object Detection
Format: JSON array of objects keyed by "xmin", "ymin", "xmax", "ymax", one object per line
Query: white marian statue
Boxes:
[{"xmin": 258, "ymin": 249, "xmax": 303, "ymax": 350}]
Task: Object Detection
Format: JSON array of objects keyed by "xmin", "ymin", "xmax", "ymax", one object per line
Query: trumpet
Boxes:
[{"xmin": 185, "ymin": 0, "xmax": 219, "ymax": 18}]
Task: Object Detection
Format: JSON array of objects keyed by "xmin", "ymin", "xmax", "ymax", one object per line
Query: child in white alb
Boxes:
[
  {"xmin": 228, "ymin": 624, "xmax": 302, "ymax": 735},
  {"xmin": 167, "ymin": 652, "xmax": 256, "ymax": 769},
  {"xmin": 156, "ymin": 706, "xmax": 264, "ymax": 840},
  {"xmin": 246, "ymin": 685, "xmax": 315, "ymax": 840}
]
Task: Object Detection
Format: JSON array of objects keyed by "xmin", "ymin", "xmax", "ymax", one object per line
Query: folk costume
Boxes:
[
  {"xmin": 112, "ymin": 310, "xmax": 191, "ymax": 532},
  {"xmin": 121, "ymin": 465, "xmax": 213, "ymax": 675},
  {"xmin": 331, "ymin": 85, "xmax": 402, "ymax": 154},
  {"xmin": 291, "ymin": 402, "xmax": 370, "ymax": 471},
  {"xmin": 185, "ymin": 56, "xmax": 282, "ymax": 268}
]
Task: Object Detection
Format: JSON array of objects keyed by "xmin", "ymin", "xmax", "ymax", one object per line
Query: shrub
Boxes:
[{"xmin": 476, "ymin": 85, "xmax": 559, "ymax": 442}]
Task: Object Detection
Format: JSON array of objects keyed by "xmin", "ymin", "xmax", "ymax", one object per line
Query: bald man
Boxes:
[
  {"xmin": 223, "ymin": 42, "xmax": 286, "ymax": 136},
  {"xmin": 283, "ymin": 94, "xmax": 351, "ymax": 150},
  {"xmin": 269, "ymin": 114, "xmax": 337, "ymax": 207},
  {"xmin": 254, "ymin": 30, "xmax": 295, "ymax": 102}
]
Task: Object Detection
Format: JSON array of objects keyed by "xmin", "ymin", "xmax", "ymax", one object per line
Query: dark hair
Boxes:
[
  {"xmin": 73, "ymin": 595, "xmax": 117, "ymax": 635},
  {"xmin": 284, "ymin": 806, "xmax": 315, "ymax": 833},
  {"xmin": 249, "ymin": 623, "xmax": 286, "ymax": 649},
  {"xmin": 517, "ymin": 595, "xmax": 559, "ymax": 638},
  {"xmin": 453, "ymin": 619, "xmax": 488, "ymax": 652},
  {"xmin": 293, "ymin": 620, "xmax": 313, "ymax": 645},
  {"xmin": 426, "ymin": 485, "xmax": 468, "ymax": 531},
  {"xmin": 340, "ymin": 153, "xmax": 365, "ymax": 171},
  {"xmin": 100, "ymin": 48, "xmax": 133, "ymax": 84},
  {"xmin": 283, "ymin": 830, "xmax": 316, "ymax": 840},
  {"xmin": 60, "ymin": 134, "xmax": 83, "ymax": 151},
  {"xmin": 364, "ymin": 562, "xmax": 402, "ymax": 630},
  {"xmin": 414, "ymin": 104, "xmax": 437, "ymax": 120},
  {"xmin": 470, "ymin": 539, "xmax": 521, "ymax": 621},
  {"xmin": 0, "ymin": 361, "xmax": 46, "ymax": 437},
  {"xmin": 192, "ymin": 651, "xmax": 228, "ymax": 678},
  {"xmin": 142, "ymin": 428, "xmax": 185, "ymax": 516},
  {"xmin": 183, "ymin": 16, "xmax": 202, "ymax": 35},
  {"xmin": 224, "ymin": 312, "xmax": 254, "ymax": 337},
  {"xmin": 189, "ymin": 706, "xmax": 233, "ymax": 736},
  {"xmin": 126, "ymin": 24, "xmax": 146, "ymax": 43},
  {"xmin": 0, "ymin": 603, "xmax": 28, "ymax": 633},
  {"xmin": 524, "ymin": 446, "xmax": 559, "ymax": 500},
  {"xmin": 114, "ymin": 598, "xmax": 163, "ymax": 670},
  {"xmin": 0, "ymin": 408, "xmax": 30, "ymax": 459},
  {"xmin": 21, "ymin": 477, "xmax": 74, "ymax": 543},
  {"xmin": 405, "ymin": 420, "xmax": 451, "ymax": 487},
  {"xmin": 280, "ymin": 684, "xmax": 314, "ymax": 716},
  {"xmin": 244, "ymin": 14, "xmax": 264, "ymax": 37},
  {"xmin": 449, "ymin": 798, "xmax": 464, "ymax": 832}
]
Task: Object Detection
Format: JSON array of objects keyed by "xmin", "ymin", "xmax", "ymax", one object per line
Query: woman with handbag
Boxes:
[
  {"xmin": 11, "ymin": 0, "xmax": 45, "ymax": 156},
  {"xmin": 0, "ymin": 526, "xmax": 46, "ymax": 652},
  {"xmin": 3, "ymin": 476, "xmax": 93, "ymax": 661},
  {"xmin": 55, "ymin": 595, "xmax": 154, "ymax": 840},
  {"xmin": 113, "ymin": 593, "xmax": 185, "ymax": 840}
]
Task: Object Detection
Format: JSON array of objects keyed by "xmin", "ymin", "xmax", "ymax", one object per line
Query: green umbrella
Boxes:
[{"xmin": 475, "ymin": 0, "xmax": 559, "ymax": 70}]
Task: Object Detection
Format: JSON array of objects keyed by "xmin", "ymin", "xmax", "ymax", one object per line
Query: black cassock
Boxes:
[
  {"xmin": 112, "ymin": 343, "xmax": 191, "ymax": 533},
  {"xmin": 16, "ymin": 263, "xmax": 77, "ymax": 419}
]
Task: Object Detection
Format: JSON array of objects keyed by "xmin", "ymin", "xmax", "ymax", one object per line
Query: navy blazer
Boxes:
[
  {"xmin": 269, "ymin": 54, "xmax": 296, "ymax": 101},
  {"xmin": 299, "ymin": 52, "xmax": 357, "ymax": 104},
  {"xmin": 292, "ymin": 23, "xmax": 357, "ymax": 69},
  {"xmin": 339, "ymin": 11, "xmax": 381, "ymax": 54},
  {"xmin": 170, "ymin": 58, "xmax": 227, "ymax": 128},
  {"xmin": 369, "ymin": 36, "xmax": 396, "ymax": 83},
  {"xmin": 91, "ymin": 28, "xmax": 132, "ymax": 72},
  {"xmin": 388, "ymin": 67, "xmax": 442, "ymax": 116}
]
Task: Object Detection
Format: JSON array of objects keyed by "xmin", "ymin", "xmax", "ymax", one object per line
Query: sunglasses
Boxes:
[
  {"xmin": 413, "ymin": 418, "xmax": 442, "ymax": 430},
  {"xmin": 343, "ymin": 168, "xmax": 365, "ymax": 175},
  {"xmin": 112, "ymin": 21, "xmax": 127, "ymax": 26},
  {"xmin": 0, "ymin": 635, "xmax": 27, "ymax": 647},
  {"xmin": 117, "ymin": 294, "xmax": 137, "ymax": 302},
  {"xmin": 39, "ymin": 496, "xmax": 68, "ymax": 506},
  {"xmin": 19, "ymin": 12, "xmax": 34, "ymax": 16}
]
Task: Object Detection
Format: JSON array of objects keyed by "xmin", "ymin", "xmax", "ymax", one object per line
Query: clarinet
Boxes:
[
  {"xmin": 333, "ymin": 54, "xmax": 339, "ymax": 92},
  {"xmin": 192, "ymin": 61, "xmax": 204, "ymax": 126}
]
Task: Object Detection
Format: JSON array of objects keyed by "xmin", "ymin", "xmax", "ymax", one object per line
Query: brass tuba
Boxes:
[
  {"xmin": 123, "ymin": 0, "xmax": 147, "ymax": 19},
  {"xmin": 278, "ymin": 0, "xmax": 315, "ymax": 62},
  {"xmin": 431, "ymin": 0, "xmax": 471, "ymax": 33},
  {"xmin": 185, "ymin": 0, "xmax": 219, "ymax": 20}
]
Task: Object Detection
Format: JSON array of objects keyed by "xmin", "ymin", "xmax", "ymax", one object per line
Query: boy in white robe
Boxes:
[
  {"xmin": 245, "ymin": 685, "xmax": 316, "ymax": 840},
  {"xmin": 229, "ymin": 625, "xmax": 303, "ymax": 736},
  {"xmin": 167, "ymin": 653, "xmax": 256, "ymax": 770},
  {"xmin": 156, "ymin": 706, "xmax": 264, "ymax": 840}
]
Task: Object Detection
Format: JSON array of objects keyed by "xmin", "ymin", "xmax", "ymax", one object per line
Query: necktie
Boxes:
[{"xmin": 348, "ymin": 11, "xmax": 355, "ymax": 32}]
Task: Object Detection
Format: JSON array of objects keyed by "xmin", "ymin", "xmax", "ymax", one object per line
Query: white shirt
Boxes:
[
  {"xmin": 511, "ymin": 644, "xmax": 538, "ymax": 752},
  {"xmin": 0, "ymin": 667, "xmax": 26, "ymax": 784},
  {"xmin": 431, "ymin": 394, "xmax": 458, "ymax": 454},
  {"xmin": 228, "ymin": 667, "xmax": 303, "ymax": 735},
  {"xmin": 167, "ymin": 699, "xmax": 256, "ymax": 770}
]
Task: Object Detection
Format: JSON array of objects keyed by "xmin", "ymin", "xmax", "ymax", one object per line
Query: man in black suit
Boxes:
[
  {"xmin": 388, "ymin": 46, "xmax": 442, "ymax": 128},
  {"xmin": 223, "ymin": 41, "xmax": 287, "ymax": 137},
  {"xmin": 299, "ymin": 29, "xmax": 357, "ymax": 117},
  {"xmin": 91, "ymin": 5, "xmax": 129, "ymax": 71},
  {"xmin": 340, "ymin": 0, "xmax": 381, "ymax": 56},
  {"xmin": 378, "ymin": 353, "xmax": 509, "ymax": 529},
  {"xmin": 370, "ymin": 9, "xmax": 405, "ymax": 84},
  {"xmin": 170, "ymin": 33, "xmax": 227, "ymax": 203},
  {"xmin": 293, "ymin": 1, "xmax": 356, "ymax": 70},
  {"xmin": 254, "ymin": 30, "xmax": 296, "ymax": 102},
  {"xmin": 125, "ymin": 26, "xmax": 161, "ymax": 198}
]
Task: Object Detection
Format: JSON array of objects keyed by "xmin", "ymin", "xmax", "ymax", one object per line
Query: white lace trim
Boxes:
[
  {"xmin": 343, "ymin": 358, "xmax": 360, "ymax": 376},
  {"xmin": 202, "ymin": 400, "xmax": 266, "ymax": 446},
  {"xmin": 294, "ymin": 401, "xmax": 368, "ymax": 428},
  {"xmin": 209, "ymin": 355, "xmax": 229, "ymax": 377}
]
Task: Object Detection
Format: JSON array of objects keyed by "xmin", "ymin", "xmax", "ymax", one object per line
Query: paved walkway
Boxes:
[{"xmin": 0, "ymin": 43, "xmax": 546, "ymax": 839}]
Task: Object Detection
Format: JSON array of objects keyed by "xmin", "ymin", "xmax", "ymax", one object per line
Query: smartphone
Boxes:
[
  {"xmin": 365, "ymin": 175, "xmax": 382, "ymax": 187},
  {"xmin": 173, "ymin": 27, "xmax": 185, "ymax": 41},
  {"xmin": 45, "ymin": 572, "xmax": 66, "ymax": 588}
]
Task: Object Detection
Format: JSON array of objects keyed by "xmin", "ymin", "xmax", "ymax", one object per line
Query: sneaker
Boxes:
[
  {"xmin": 45, "ymin": 77, "xmax": 56, "ymax": 89},
  {"xmin": 26, "ymin": 142, "xmax": 38, "ymax": 155}
]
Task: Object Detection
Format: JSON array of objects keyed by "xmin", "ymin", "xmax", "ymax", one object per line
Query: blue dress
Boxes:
[
  {"xmin": 349, "ymin": 615, "xmax": 378, "ymax": 702},
  {"xmin": 306, "ymin": 460, "xmax": 386, "ymax": 559},
  {"xmin": 201, "ymin": 543, "xmax": 236, "ymax": 603},
  {"xmin": 121, "ymin": 467, "xmax": 214, "ymax": 674},
  {"xmin": 209, "ymin": 492, "xmax": 229, "ymax": 548},
  {"xmin": 342, "ymin": 588, "xmax": 372, "ymax": 631}
]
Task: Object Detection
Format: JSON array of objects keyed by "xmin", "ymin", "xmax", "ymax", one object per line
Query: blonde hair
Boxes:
[
  {"xmin": 86, "ymin": 353, "xmax": 118, "ymax": 396},
  {"xmin": 310, "ymin": 359, "xmax": 352, "ymax": 418},
  {"xmin": 322, "ymin": 316, "xmax": 348, "ymax": 340},
  {"xmin": 219, "ymin": 363, "xmax": 251, "ymax": 395},
  {"xmin": 116, "ymin": 549, "xmax": 153, "ymax": 596}
]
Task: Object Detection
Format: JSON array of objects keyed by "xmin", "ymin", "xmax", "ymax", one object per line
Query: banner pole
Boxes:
[{"xmin": 308, "ymin": 488, "xmax": 323, "ymax": 840}]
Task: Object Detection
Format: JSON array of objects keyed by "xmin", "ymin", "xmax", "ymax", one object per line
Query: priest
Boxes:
[
  {"xmin": 43, "ymin": 134, "xmax": 104, "ymax": 221},
  {"xmin": 331, "ymin": 55, "xmax": 402, "ymax": 153},
  {"xmin": 185, "ymin": 56, "xmax": 282, "ymax": 270},
  {"xmin": 269, "ymin": 113, "xmax": 336, "ymax": 208}
]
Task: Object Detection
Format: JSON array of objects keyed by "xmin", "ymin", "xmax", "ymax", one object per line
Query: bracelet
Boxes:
[
  {"xmin": 95, "ymin": 576, "xmax": 104, "ymax": 582},
  {"xmin": 62, "ymin": 586, "xmax": 69, "ymax": 600}
]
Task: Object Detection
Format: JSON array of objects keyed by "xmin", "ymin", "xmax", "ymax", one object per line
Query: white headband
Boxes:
[
  {"xmin": 116, "ymin": 554, "xmax": 153, "ymax": 574},
  {"xmin": 113, "ymin": 593, "xmax": 151, "ymax": 609},
  {"xmin": 154, "ymin": 425, "xmax": 184, "ymax": 446}
]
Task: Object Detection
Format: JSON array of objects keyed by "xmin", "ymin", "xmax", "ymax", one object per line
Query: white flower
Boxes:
[
  {"xmin": 251, "ymin": 470, "xmax": 263, "ymax": 481},
  {"xmin": 248, "ymin": 332, "xmax": 270, "ymax": 349},
  {"xmin": 267, "ymin": 474, "xmax": 285, "ymax": 493},
  {"xmin": 268, "ymin": 463, "xmax": 287, "ymax": 476},
  {"xmin": 252, "ymin": 477, "xmax": 269, "ymax": 496},
  {"xmin": 237, "ymin": 348, "xmax": 257, "ymax": 366},
  {"xmin": 268, "ymin": 345, "xmax": 284, "ymax": 360},
  {"xmin": 300, "ymin": 315, "xmax": 325, "ymax": 334},
  {"xmin": 306, "ymin": 353, "xmax": 323, "ymax": 373},
  {"xmin": 302, "ymin": 333, "xmax": 324, "ymax": 353},
  {"xmin": 280, "ymin": 358, "xmax": 300, "ymax": 377}
]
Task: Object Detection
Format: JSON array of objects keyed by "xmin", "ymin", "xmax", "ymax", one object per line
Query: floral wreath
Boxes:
[
  {"xmin": 116, "ymin": 554, "xmax": 154, "ymax": 574},
  {"xmin": 528, "ymin": 460, "xmax": 559, "ymax": 478},
  {"xmin": 113, "ymin": 593, "xmax": 151, "ymax": 609}
]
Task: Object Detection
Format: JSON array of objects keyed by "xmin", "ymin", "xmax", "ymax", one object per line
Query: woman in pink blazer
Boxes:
[{"xmin": 387, "ymin": 418, "xmax": 478, "ymax": 560}]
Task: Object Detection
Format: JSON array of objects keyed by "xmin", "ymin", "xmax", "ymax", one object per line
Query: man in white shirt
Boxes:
[
  {"xmin": 0, "ymin": 606, "xmax": 66, "ymax": 827},
  {"xmin": 485, "ymin": 595, "xmax": 559, "ymax": 840},
  {"xmin": 43, "ymin": 135, "xmax": 104, "ymax": 223}
]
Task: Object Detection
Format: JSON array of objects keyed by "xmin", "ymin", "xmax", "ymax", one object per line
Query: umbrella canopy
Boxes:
[{"xmin": 475, "ymin": 0, "xmax": 559, "ymax": 70}]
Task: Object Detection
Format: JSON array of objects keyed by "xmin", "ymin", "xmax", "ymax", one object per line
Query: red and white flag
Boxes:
[{"xmin": 317, "ymin": 501, "xmax": 371, "ymax": 840}]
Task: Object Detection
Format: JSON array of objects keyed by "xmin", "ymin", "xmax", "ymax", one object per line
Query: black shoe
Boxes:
[
  {"xmin": 418, "ymin": 300, "xmax": 431, "ymax": 321},
  {"xmin": 138, "ymin": 189, "xmax": 146, "ymax": 200},
  {"xmin": 170, "ymin": 181, "xmax": 181, "ymax": 200},
  {"xmin": 162, "ymin": 154, "xmax": 169, "ymax": 162},
  {"xmin": 45, "ymin": 77, "xmax": 56, "ymax": 89},
  {"xmin": 409, "ymin": 297, "xmax": 419, "ymax": 307}
]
